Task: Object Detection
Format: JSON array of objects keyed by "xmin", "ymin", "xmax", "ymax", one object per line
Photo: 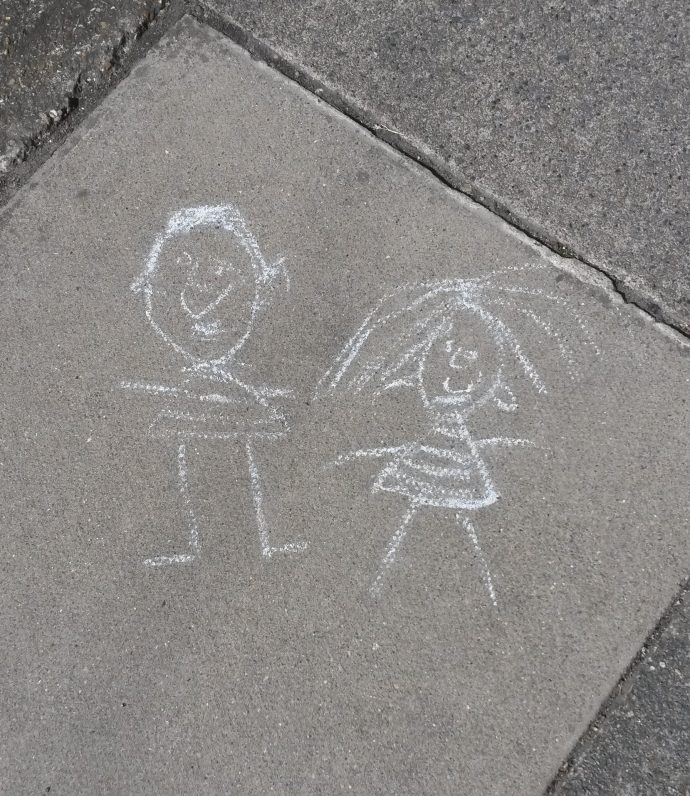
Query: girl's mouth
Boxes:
[
  {"xmin": 192, "ymin": 319, "xmax": 223, "ymax": 338},
  {"xmin": 431, "ymin": 372, "xmax": 481, "ymax": 404}
]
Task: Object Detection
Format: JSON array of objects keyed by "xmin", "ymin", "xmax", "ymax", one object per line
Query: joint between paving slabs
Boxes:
[
  {"xmin": 190, "ymin": 2, "xmax": 690, "ymax": 345},
  {"xmin": 0, "ymin": 0, "xmax": 181, "ymax": 188},
  {"xmin": 0, "ymin": 2, "xmax": 689, "ymax": 789},
  {"xmin": 0, "ymin": 0, "xmax": 688, "ymax": 347},
  {"xmin": 544, "ymin": 574, "xmax": 690, "ymax": 794}
]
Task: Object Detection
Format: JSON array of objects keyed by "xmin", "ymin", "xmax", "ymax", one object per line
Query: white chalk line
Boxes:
[
  {"xmin": 148, "ymin": 427, "xmax": 286, "ymax": 442},
  {"xmin": 120, "ymin": 381, "xmax": 255, "ymax": 406},
  {"xmin": 393, "ymin": 460, "xmax": 472, "ymax": 480},
  {"xmin": 372, "ymin": 471, "xmax": 498, "ymax": 511},
  {"xmin": 499, "ymin": 285, "xmax": 601, "ymax": 357},
  {"xmin": 246, "ymin": 438, "xmax": 272, "ymax": 558},
  {"xmin": 460, "ymin": 515, "xmax": 497, "ymax": 608},
  {"xmin": 144, "ymin": 553, "xmax": 195, "ymax": 567},
  {"xmin": 131, "ymin": 205, "xmax": 289, "ymax": 371},
  {"xmin": 497, "ymin": 301, "xmax": 579, "ymax": 377},
  {"xmin": 144, "ymin": 441, "xmax": 199, "ymax": 568},
  {"xmin": 121, "ymin": 381, "xmax": 180, "ymax": 397},
  {"xmin": 370, "ymin": 502, "xmax": 418, "ymax": 597},
  {"xmin": 315, "ymin": 263, "xmax": 602, "ymax": 402},
  {"xmin": 475, "ymin": 305, "xmax": 547, "ymax": 395},
  {"xmin": 474, "ymin": 437, "xmax": 535, "ymax": 449},
  {"xmin": 332, "ymin": 445, "xmax": 413, "ymax": 466},
  {"xmin": 314, "ymin": 263, "xmax": 601, "ymax": 603},
  {"xmin": 128, "ymin": 205, "xmax": 307, "ymax": 567},
  {"xmin": 183, "ymin": 365, "xmax": 292, "ymax": 400},
  {"xmin": 246, "ymin": 439, "xmax": 306, "ymax": 559},
  {"xmin": 157, "ymin": 409, "xmax": 285, "ymax": 428}
]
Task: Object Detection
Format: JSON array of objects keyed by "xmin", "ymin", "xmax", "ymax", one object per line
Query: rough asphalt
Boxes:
[{"xmin": 0, "ymin": 0, "xmax": 167, "ymax": 173}]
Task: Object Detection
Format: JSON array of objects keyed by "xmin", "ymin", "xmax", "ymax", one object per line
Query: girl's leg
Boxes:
[
  {"xmin": 144, "ymin": 441, "xmax": 199, "ymax": 567},
  {"xmin": 458, "ymin": 514, "xmax": 497, "ymax": 608},
  {"xmin": 370, "ymin": 501, "xmax": 418, "ymax": 597}
]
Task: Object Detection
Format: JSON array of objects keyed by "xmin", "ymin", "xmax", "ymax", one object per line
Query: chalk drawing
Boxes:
[
  {"xmin": 316, "ymin": 264, "xmax": 595, "ymax": 604},
  {"xmin": 123, "ymin": 205, "xmax": 306, "ymax": 566}
]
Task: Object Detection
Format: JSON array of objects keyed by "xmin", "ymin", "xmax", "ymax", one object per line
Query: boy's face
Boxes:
[
  {"xmin": 423, "ymin": 309, "xmax": 502, "ymax": 414},
  {"xmin": 147, "ymin": 226, "xmax": 258, "ymax": 362}
]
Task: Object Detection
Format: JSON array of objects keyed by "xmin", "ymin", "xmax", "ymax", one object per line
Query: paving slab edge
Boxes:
[
  {"xmin": 546, "ymin": 576, "xmax": 690, "ymax": 794},
  {"xmin": 0, "ymin": 6, "xmax": 689, "ymax": 793},
  {"xmin": 190, "ymin": 2, "xmax": 689, "ymax": 341},
  {"xmin": 0, "ymin": 1, "xmax": 189, "ymax": 212},
  {"xmin": 0, "ymin": 0, "xmax": 687, "ymax": 343},
  {"xmin": 0, "ymin": 0, "xmax": 173, "ymax": 175}
]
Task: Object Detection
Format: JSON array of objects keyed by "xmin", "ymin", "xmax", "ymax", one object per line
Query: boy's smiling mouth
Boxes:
[
  {"xmin": 192, "ymin": 319, "xmax": 223, "ymax": 338},
  {"xmin": 179, "ymin": 252, "xmax": 246, "ymax": 321},
  {"xmin": 181, "ymin": 279, "xmax": 237, "ymax": 321}
]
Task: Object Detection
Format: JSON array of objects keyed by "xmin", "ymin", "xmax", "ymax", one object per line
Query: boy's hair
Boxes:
[{"xmin": 131, "ymin": 205, "xmax": 287, "ymax": 298}]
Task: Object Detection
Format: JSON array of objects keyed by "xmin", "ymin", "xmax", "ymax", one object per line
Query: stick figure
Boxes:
[
  {"xmin": 316, "ymin": 265, "xmax": 594, "ymax": 603},
  {"xmin": 122, "ymin": 205, "xmax": 306, "ymax": 566}
]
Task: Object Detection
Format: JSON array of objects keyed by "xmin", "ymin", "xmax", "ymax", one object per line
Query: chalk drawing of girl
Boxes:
[
  {"xmin": 122, "ymin": 205, "xmax": 306, "ymax": 566},
  {"xmin": 316, "ymin": 265, "xmax": 594, "ymax": 603}
]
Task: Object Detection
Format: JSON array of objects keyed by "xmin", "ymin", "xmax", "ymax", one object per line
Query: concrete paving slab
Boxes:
[
  {"xmin": 0, "ymin": 17, "xmax": 688, "ymax": 795},
  {"xmin": 203, "ymin": 0, "xmax": 690, "ymax": 334}
]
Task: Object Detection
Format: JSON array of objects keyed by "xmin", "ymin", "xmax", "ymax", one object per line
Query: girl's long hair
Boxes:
[{"xmin": 315, "ymin": 264, "xmax": 597, "ymax": 400}]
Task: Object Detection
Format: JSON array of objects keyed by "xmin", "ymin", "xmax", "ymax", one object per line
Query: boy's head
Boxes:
[{"xmin": 133, "ymin": 206, "xmax": 286, "ymax": 366}]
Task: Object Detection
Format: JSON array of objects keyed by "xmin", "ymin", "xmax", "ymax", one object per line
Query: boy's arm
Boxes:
[
  {"xmin": 333, "ymin": 445, "xmax": 411, "ymax": 466},
  {"xmin": 473, "ymin": 437, "xmax": 536, "ymax": 449}
]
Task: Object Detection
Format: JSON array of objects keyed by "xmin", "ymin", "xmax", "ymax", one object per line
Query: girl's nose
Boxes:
[{"xmin": 449, "ymin": 347, "xmax": 479, "ymax": 369}]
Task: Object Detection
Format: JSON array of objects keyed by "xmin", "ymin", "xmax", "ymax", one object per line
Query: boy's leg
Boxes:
[
  {"xmin": 144, "ymin": 441, "xmax": 199, "ymax": 567},
  {"xmin": 245, "ymin": 438, "xmax": 306, "ymax": 559}
]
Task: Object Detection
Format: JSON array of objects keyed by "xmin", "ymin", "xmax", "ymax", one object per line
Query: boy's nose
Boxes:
[{"xmin": 182, "ymin": 281, "xmax": 228, "ymax": 319}]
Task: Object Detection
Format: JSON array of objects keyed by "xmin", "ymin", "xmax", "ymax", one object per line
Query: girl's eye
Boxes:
[
  {"xmin": 445, "ymin": 340, "xmax": 478, "ymax": 364},
  {"xmin": 449, "ymin": 347, "xmax": 478, "ymax": 368}
]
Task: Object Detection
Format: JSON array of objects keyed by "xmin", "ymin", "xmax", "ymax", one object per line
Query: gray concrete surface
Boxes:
[
  {"xmin": 204, "ymin": 0, "xmax": 690, "ymax": 334},
  {"xmin": 0, "ymin": 0, "xmax": 168, "ymax": 173},
  {"xmin": 1, "ymin": 16, "xmax": 689, "ymax": 795},
  {"xmin": 552, "ymin": 586, "xmax": 690, "ymax": 796}
]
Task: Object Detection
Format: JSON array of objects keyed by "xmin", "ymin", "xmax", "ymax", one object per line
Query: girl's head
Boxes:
[
  {"xmin": 315, "ymin": 269, "xmax": 567, "ymax": 416},
  {"xmin": 133, "ymin": 206, "xmax": 287, "ymax": 366},
  {"xmin": 420, "ymin": 302, "xmax": 507, "ymax": 417}
]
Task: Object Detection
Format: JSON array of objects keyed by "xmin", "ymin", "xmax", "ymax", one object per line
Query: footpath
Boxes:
[{"xmin": 1, "ymin": 4, "xmax": 688, "ymax": 794}]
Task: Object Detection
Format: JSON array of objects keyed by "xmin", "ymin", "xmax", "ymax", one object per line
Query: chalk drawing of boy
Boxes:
[
  {"xmin": 316, "ymin": 266, "xmax": 592, "ymax": 603},
  {"xmin": 122, "ymin": 205, "xmax": 305, "ymax": 566}
]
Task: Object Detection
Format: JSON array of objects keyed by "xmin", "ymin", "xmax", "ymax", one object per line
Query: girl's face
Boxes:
[
  {"xmin": 148, "ymin": 226, "xmax": 258, "ymax": 362},
  {"xmin": 423, "ymin": 310, "xmax": 503, "ymax": 414}
]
